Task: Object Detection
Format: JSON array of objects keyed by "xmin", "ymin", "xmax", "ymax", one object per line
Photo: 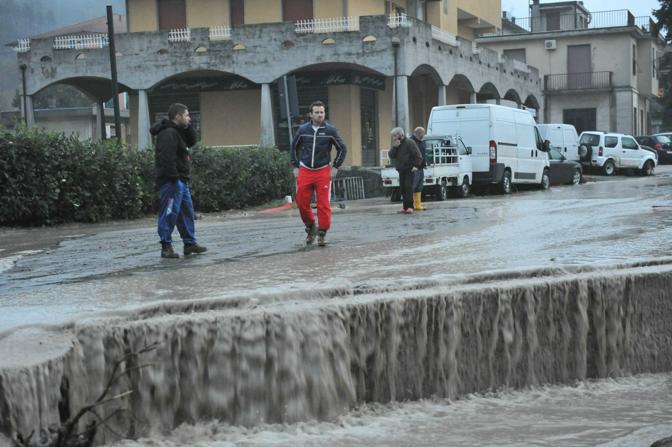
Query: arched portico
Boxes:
[
  {"xmin": 503, "ymin": 89, "xmax": 522, "ymax": 108},
  {"xmin": 408, "ymin": 64, "xmax": 442, "ymax": 131},
  {"xmin": 446, "ymin": 74, "xmax": 476, "ymax": 105},
  {"xmin": 477, "ymin": 82, "xmax": 501, "ymax": 104}
]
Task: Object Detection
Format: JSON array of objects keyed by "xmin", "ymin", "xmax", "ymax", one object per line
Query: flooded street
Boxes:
[{"xmin": 1, "ymin": 167, "xmax": 672, "ymax": 446}]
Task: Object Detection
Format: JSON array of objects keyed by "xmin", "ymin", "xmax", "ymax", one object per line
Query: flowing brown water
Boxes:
[{"xmin": 1, "ymin": 261, "xmax": 672, "ymax": 444}]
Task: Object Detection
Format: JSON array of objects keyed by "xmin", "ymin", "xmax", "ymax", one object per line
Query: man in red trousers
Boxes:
[{"xmin": 290, "ymin": 101, "xmax": 347, "ymax": 247}]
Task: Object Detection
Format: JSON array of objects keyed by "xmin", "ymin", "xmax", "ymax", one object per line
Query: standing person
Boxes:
[
  {"xmin": 389, "ymin": 127, "xmax": 423, "ymax": 214},
  {"xmin": 290, "ymin": 101, "xmax": 347, "ymax": 247},
  {"xmin": 410, "ymin": 127, "xmax": 428, "ymax": 211},
  {"xmin": 151, "ymin": 103, "xmax": 208, "ymax": 259}
]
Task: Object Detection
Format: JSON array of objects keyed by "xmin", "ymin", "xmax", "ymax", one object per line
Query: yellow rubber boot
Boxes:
[{"xmin": 414, "ymin": 192, "xmax": 426, "ymax": 211}]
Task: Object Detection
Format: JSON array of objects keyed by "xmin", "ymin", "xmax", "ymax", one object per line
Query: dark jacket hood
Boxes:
[{"xmin": 150, "ymin": 119, "xmax": 181, "ymax": 136}]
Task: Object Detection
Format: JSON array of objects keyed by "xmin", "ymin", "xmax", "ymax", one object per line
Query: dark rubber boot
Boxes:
[
  {"xmin": 184, "ymin": 243, "xmax": 208, "ymax": 256},
  {"xmin": 161, "ymin": 243, "xmax": 179, "ymax": 259}
]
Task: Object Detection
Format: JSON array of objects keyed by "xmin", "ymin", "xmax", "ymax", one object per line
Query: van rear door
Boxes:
[
  {"xmin": 429, "ymin": 106, "xmax": 491, "ymax": 174},
  {"xmin": 562, "ymin": 126, "xmax": 579, "ymax": 160}
]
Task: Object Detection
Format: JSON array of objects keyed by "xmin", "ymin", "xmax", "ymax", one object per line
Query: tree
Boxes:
[{"xmin": 653, "ymin": 0, "xmax": 672, "ymax": 43}]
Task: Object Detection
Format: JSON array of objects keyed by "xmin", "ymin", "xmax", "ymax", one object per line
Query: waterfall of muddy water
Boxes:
[{"xmin": 1, "ymin": 261, "xmax": 672, "ymax": 445}]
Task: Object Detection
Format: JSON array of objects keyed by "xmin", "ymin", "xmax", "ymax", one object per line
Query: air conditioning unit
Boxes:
[{"xmin": 544, "ymin": 39, "xmax": 557, "ymax": 50}]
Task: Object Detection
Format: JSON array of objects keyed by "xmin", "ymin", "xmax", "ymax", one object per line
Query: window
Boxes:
[
  {"xmin": 604, "ymin": 136, "xmax": 618, "ymax": 148},
  {"xmin": 158, "ymin": 0, "xmax": 186, "ymax": 30},
  {"xmin": 633, "ymin": 44, "xmax": 637, "ymax": 76},
  {"xmin": 282, "ymin": 0, "xmax": 313, "ymax": 21},
  {"xmin": 641, "ymin": 109, "xmax": 645, "ymax": 135},
  {"xmin": 547, "ymin": 12, "xmax": 560, "ymax": 31},
  {"xmin": 457, "ymin": 138, "xmax": 468, "ymax": 155},
  {"xmin": 622, "ymin": 137, "xmax": 638, "ymax": 149},
  {"xmin": 653, "ymin": 48, "xmax": 657, "ymax": 78},
  {"xmin": 549, "ymin": 148, "xmax": 563, "ymax": 160},
  {"xmin": 634, "ymin": 107, "xmax": 637, "ymax": 135}
]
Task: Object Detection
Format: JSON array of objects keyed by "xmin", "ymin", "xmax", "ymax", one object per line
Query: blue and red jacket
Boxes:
[{"xmin": 290, "ymin": 121, "xmax": 347, "ymax": 169}]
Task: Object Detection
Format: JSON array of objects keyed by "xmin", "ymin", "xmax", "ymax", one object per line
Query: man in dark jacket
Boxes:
[
  {"xmin": 410, "ymin": 127, "xmax": 428, "ymax": 211},
  {"xmin": 151, "ymin": 103, "xmax": 207, "ymax": 258},
  {"xmin": 389, "ymin": 127, "xmax": 423, "ymax": 214},
  {"xmin": 290, "ymin": 100, "xmax": 347, "ymax": 246}
]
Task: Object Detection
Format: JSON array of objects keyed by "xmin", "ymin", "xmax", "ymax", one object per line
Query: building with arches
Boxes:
[{"xmin": 15, "ymin": 0, "xmax": 543, "ymax": 167}]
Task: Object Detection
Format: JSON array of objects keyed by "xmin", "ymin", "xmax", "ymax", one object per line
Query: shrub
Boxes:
[{"xmin": 0, "ymin": 127, "xmax": 292, "ymax": 226}]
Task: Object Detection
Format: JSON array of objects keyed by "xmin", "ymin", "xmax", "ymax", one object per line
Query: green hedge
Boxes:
[{"xmin": 0, "ymin": 127, "xmax": 292, "ymax": 226}]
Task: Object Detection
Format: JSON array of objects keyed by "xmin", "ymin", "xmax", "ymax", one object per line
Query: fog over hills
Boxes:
[{"xmin": 0, "ymin": 0, "xmax": 126, "ymax": 111}]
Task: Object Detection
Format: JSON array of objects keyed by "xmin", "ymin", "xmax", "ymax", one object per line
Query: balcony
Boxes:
[
  {"xmin": 544, "ymin": 71, "xmax": 612, "ymax": 92},
  {"xmin": 489, "ymin": 9, "xmax": 660, "ymax": 37}
]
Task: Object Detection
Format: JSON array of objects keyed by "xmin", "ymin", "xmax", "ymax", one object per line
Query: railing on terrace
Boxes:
[
  {"xmin": 14, "ymin": 38, "xmax": 30, "ymax": 52},
  {"xmin": 168, "ymin": 28, "xmax": 191, "ymax": 43},
  {"xmin": 489, "ymin": 9, "xmax": 658, "ymax": 36},
  {"xmin": 295, "ymin": 16, "xmax": 360, "ymax": 34},
  {"xmin": 544, "ymin": 71, "xmax": 612, "ymax": 91},
  {"xmin": 209, "ymin": 25, "xmax": 231, "ymax": 41},
  {"xmin": 431, "ymin": 26, "xmax": 457, "ymax": 46},
  {"xmin": 388, "ymin": 13, "xmax": 409, "ymax": 28},
  {"xmin": 53, "ymin": 34, "xmax": 108, "ymax": 50}
]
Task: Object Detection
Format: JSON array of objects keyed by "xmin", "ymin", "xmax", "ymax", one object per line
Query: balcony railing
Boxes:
[
  {"xmin": 14, "ymin": 38, "xmax": 30, "ymax": 52},
  {"xmin": 544, "ymin": 71, "xmax": 612, "ymax": 91},
  {"xmin": 168, "ymin": 28, "xmax": 191, "ymax": 43},
  {"xmin": 388, "ymin": 13, "xmax": 410, "ymax": 28},
  {"xmin": 295, "ymin": 16, "xmax": 360, "ymax": 34},
  {"xmin": 209, "ymin": 25, "xmax": 231, "ymax": 41},
  {"xmin": 53, "ymin": 34, "xmax": 108, "ymax": 50},
  {"xmin": 489, "ymin": 9, "xmax": 658, "ymax": 36}
]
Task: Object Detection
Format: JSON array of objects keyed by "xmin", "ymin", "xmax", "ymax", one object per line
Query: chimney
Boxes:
[{"xmin": 530, "ymin": 0, "xmax": 541, "ymax": 32}]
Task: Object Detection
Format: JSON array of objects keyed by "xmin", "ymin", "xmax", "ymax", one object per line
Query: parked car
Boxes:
[
  {"xmin": 578, "ymin": 131, "xmax": 657, "ymax": 176},
  {"xmin": 381, "ymin": 135, "xmax": 473, "ymax": 201},
  {"xmin": 427, "ymin": 104, "xmax": 550, "ymax": 193},
  {"xmin": 548, "ymin": 148, "xmax": 583, "ymax": 185},
  {"xmin": 637, "ymin": 134, "xmax": 672, "ymax": 163},
  {"xmin": 638, "ymin": 144, "xmax": 659, "ymax": 163},
  {"xmin": 537, "ymin": 124, "xmax": 580, "ymax": 161}
]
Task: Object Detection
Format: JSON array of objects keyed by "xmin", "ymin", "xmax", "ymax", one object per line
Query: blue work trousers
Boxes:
[
  {"xmin": 413, "ymin": 168, "xmax": 425, "ymax": 192},
  {"xmin": 157, "ymin": 180, "xmax": 196, "ymax": 245}
]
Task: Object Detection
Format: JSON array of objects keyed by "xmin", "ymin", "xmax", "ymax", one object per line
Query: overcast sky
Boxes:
[{"xmin": 501, "ymin": 0, "xmax": 660, "ymax": 19}]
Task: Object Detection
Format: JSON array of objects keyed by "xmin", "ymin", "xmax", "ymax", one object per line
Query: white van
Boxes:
[
  {"xmin": 537, "ymin": 124, "xmax": 579, "ymax": 161},
  {"xmin": 427, "ymin": 104, "xmax": 550, "ymax": 193}
]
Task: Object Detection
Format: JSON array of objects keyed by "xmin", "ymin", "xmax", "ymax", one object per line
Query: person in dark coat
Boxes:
[
  {"xmin": 389, "ymin": 127, "xmax": 423, "ymax": 214},
  {"xmin": 410, "ymin": 127, "xmax": 428, "ymax": 211},
  {"xmin": 151, "ymin": 103, "xmax": 207, "ymax": 259}
]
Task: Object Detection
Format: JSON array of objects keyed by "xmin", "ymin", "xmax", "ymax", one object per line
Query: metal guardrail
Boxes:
[
  {"xmin": 295, "ymin": 16, "xmax": 360, "ymax": 34},
  {"xmin": 53, "ymin": 34, "xmax": 108, "ymax": 50},
  {"xmin": 331, "ymin": 177, "xmax": 366, "ymax": 201},
  {"xmin": 544, "ymin": 71, "xmax": 612, "ymax": 91}
]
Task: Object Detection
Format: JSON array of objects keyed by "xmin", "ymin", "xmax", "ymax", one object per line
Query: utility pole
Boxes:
[{"xmin": 106, "ymin": 5, "xmax": 121, "ymax": 143}]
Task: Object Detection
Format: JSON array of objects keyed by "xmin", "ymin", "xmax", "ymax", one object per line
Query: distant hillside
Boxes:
[{"xmin": 0, "ymin": 0, "xmax": 126, "ymax": 111}]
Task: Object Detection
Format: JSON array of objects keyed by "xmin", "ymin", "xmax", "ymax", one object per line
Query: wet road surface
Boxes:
[{"xmin": 1, "ymin": 166, "xmax": 671, "ymax": 333}]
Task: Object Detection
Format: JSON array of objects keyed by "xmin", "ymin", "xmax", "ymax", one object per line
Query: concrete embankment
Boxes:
[{"xmin": 1, "ymin": 260, "xmax": 672, "ymax": 444}]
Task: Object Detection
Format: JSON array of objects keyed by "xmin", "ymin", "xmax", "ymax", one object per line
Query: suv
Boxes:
[{"xmin": 578, "ymin": 132, "xmax": 657, "ymax": 176}]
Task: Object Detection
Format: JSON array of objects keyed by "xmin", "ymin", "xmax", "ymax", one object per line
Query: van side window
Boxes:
[
  {"xmin": 534, "ymin": 127, "xmax": 544, "ymax": 148},
  {"xmin": 457, "ymin": 138, "xmax": 467, "ymax": 155},
  {"xmin": 621, "ymin": 137, "xmax": 638, "ymax": 149},
  {"xmin": 604, "ymin": 136, "xmax": 618, "ymax": 148}
]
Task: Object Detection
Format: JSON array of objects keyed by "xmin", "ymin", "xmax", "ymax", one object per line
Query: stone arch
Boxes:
[
  {"xmin": 446, "ymin": 74, "xmax": 475, "ymax": 104},
  {"xmin": 503, "ymin": 89, "xmax": 522, "ymax": 107},
  {"xmin": 524, "ymin": 94, "xmax": 540, "ymax": 110},
  {"xmin": 477, "ymin": 82, "xmax": 500, "ymax": 103},
  {"xmin": 33, "ymin": 76, "xmax": 133, "ymax": 102},
  {"xmin": 409, "ymin": 64, "xmax": 443, "ymax": 130}
]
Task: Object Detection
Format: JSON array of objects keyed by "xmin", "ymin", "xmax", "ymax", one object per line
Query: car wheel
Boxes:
[
  {"xmin": 570, "ymin": 168, "xmax": 582, "ymax": 185},
  {"xmin": 602, "ymin": 160, "xmax": 615, "ymax": 176},
  {"xmin": 390, "ymin": 187, "xmax": 401, "ymax": 202},
  {"xmin": 457, "ymin": 176, "xmax": 470, "ymax": 198},
  {"xmin": 437, "ymin": 181, "xmax": 448, "ymax": 201},
  {"xmin": 540, "ymin": 169, "xmax": 550, "ymax": 190},
  {"xmin": 499, "ymin": 170, "xmax": 512, "ymax": 194},
  {"xmin": 640, "ymin": 160, "xmax": 654, "ymax": 176}
]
